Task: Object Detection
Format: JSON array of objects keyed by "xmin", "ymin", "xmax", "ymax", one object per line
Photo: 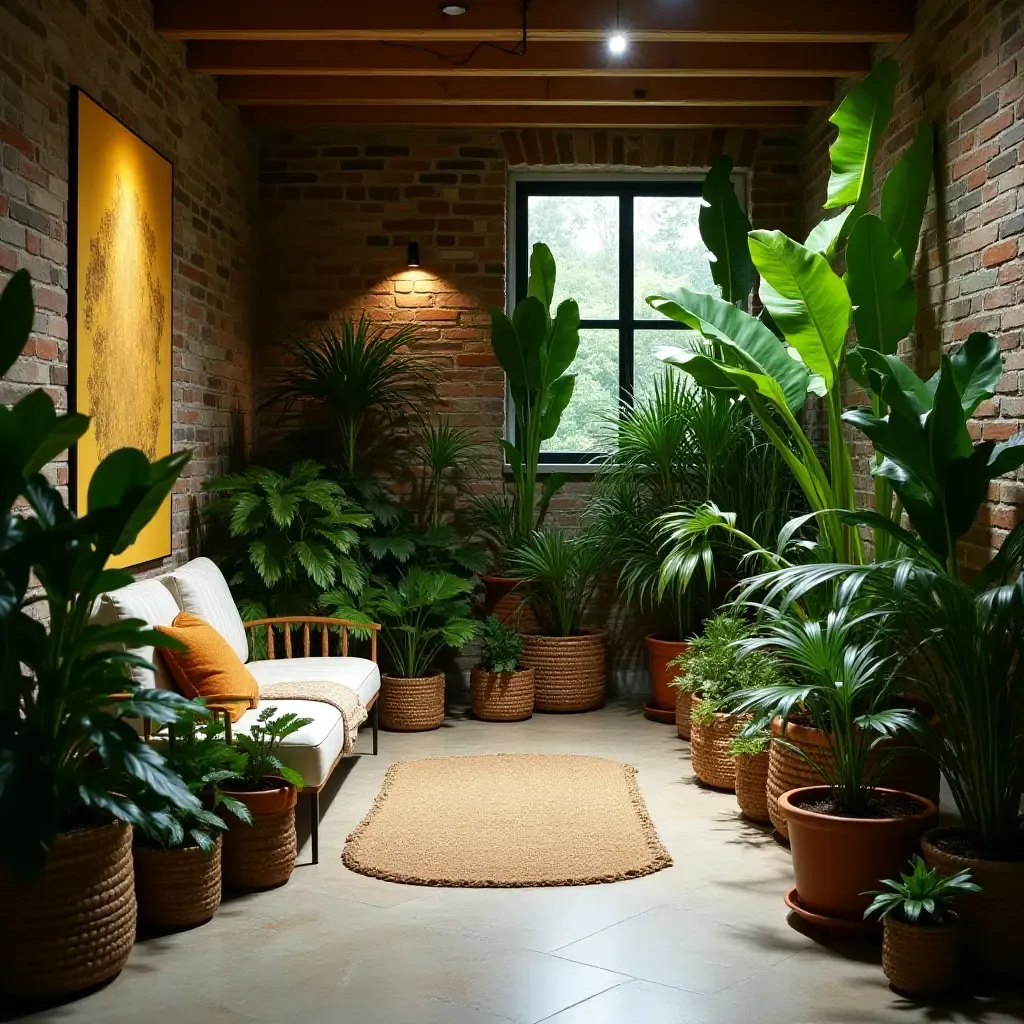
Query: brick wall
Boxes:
[
  {"xmin": 0, "ymin": 0, "xmax": 257, "ymax": 570},
  {"xmin": 256, "ymin": 126, "xmax": 804, "ymax": 524},
  {"xmin": 800, "ymin": 0, "xmax": 1023, "ymax": 568}
]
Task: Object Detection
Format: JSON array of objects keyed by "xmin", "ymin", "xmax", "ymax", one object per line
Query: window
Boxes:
[{"xmin": 513, "ymin": 178, "xmax": 729, "ymax": 464}]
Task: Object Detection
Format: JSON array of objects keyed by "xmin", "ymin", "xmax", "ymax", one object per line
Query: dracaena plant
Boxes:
[
  {"xmin": 324, "ymin": 567, "xmax": 481, "ymax": 679},
  {"xmin": 864, "ymin": 855, "xmax": 979, "ymax": 925},
  {"xmin": 649, "ymin": 58, "xmax": 935, "ymax": 567},
  {"xmin": 203, "ymin": 460, "xmax": 372, "ymax": 621},
  {"xmin": 483, "ymin": 242, "xmax": 581, "ymax": 560},
  {"xmin": 0, "ymin": 269, "xmax": 201, "ymax": 877}
]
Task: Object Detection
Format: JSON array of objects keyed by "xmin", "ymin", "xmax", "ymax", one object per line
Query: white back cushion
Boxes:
[
  {"xmin": 162, "ymin": 557, "xmax": 249, "ymax": 663},
  {"xmin": 93, "ymin": 578, "xmax": 182, "ymax": 690}
]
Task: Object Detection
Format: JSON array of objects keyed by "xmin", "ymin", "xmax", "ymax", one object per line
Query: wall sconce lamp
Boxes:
[{"xmin": 407, "ymin": 241, "xmax": 421, "ymax": 268}]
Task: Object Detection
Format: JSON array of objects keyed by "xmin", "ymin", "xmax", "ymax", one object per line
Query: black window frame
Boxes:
[{"xmin": 514, "ymin": 178, "xmax": 705, "ymax": 466}]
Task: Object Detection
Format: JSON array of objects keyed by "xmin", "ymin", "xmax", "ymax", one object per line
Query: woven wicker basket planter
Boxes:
[
  {"xmin": 691, "ymin": 712, "xmax": 746, "ymax": 791},
  {"xmin": 222, "ymin": 780, "xmax": 297, "ymax": 892},
  {"xmin": 471, "ymin": 667, "xmax": 534, "ymax": 722},
  {"xmin": 922, "ymin": 827, "xmax": 1024, "ymax": 982},
  {"xmin": 133, "ymin": 836, "xmax": 222, "ymax": 929},
  {"xmin": 481, "ymin": 575, "xmax": 540, "ymax": 634},
  {"xmin": 0, "ymin": 821, "xmax": 136, "ymax": 1001},
  {"xmin": 520, "ymin": 630, "xmax": 606, "ymax": 712},
  {"xmin": 882, "ymin": 916, "xmax": 959, "ymax": 995},
  {"xmin": 675, "ymin": 688, "xmax": 694, "ymax": 740},
  {"xmin": 380, "ymin": 673, "xmax": 446, "ymax": 731},
  {"xmin": 735, "ymin": 751, "xmax": 771, "ymax": 824}
]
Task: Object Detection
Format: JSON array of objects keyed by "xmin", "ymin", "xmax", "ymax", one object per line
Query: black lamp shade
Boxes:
[{"xmin": 407, "ymin": 241, "xmax": 421, "ymax": 267}]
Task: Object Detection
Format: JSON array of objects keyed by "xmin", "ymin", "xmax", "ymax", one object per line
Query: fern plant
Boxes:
[
  {"xmin": 325, "ymin": 567, "xmax": 481, "ymax": 679},
  {"xmin": 204, "ymin": 460, "xmax": 371, "ymax": 620},
  {"xmin": 230, "ymin": 707, "xmax": 313, "ymax": 790},
  {"xmin": 479, "ymin": 615, "xmax": 523, "ymax": 673}
]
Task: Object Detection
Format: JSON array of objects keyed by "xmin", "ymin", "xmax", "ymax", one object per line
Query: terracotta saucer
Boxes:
[
  {"xmin": 784, "ymin": 887, "xmax": 879, "ymax": 936},
  {"xmin": 643, "ymin": 703, "xmax": 677, "ymax": 724}
]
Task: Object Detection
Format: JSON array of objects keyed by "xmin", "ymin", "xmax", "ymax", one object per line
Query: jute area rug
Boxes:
[{"xmin": 342, "ymin": 753, "xmax": 672, "ymax": 887}]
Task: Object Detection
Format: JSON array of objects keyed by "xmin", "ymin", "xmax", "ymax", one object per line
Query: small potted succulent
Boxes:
[
  {"xmin": 679, "ymin": 614, "xmax": 779, "ymax": 792},
  {"xmin": 729, "ymin": 730, "xmax": 771, "ymax": 824},
  {"xmin": 512, "ymin": 529, "xmax": 607, "ymax": 713},
  {"xmin": 134, "ymin": 705, "xmax": 252, "ymax": 928},
  {"xmin": 864, "ymin": 855, "xmax": 979, "ymax": 996},
  {"xmin": 328, "ymin": 567, "xmax": 481, "ymax": 731},
  {"xmin": 221, "ymin": 706, "xmax": 312, "ymax": 891},
  {"xmin": 471, "ymin": 615, "xmax": 534, "ymax": 722}
]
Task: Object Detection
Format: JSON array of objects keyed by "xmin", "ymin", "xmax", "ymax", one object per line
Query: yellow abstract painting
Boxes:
[{"xmin": 73, "ymin": 91, "xmax": 172, "ymax": 568}]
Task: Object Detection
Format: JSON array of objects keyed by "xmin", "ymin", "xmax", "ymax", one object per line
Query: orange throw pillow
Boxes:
[{"xmin": 156, "ymin": 612, "xmax": 258, "ymax": 723}]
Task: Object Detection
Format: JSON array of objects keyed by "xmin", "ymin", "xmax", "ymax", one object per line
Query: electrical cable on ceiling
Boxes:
[{"xmin": 382, "ymin": 0, "xmax": 530, "ymax": 68}]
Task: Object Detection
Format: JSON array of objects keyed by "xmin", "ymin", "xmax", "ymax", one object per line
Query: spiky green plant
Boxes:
[
  {"xmin": 324, "ymin": 568, "xmax": 481, "ymax": 679},
  {"xmin": 204, "ymin": 460, "xmax": 371, "ymax": 620},
  {"xmin": 470, "ymin": 492, "xmax": 521, "ymax": 575},
  {"xmin": 260, "ymin": 316, "xmax": 440, "ymax": 476},
  {"xmin": 413, "ymin": 418, "xmax": 481, "ymax": 529},
  {"xmin": 864, "ymin": 855, "xmax": 979, "ymax": 924},
  {"xmin": 510, "ymin": 529, "xmax": 606, "ymax": 637},
  {"xmin": 231, "ymin": 707, "xmax": 313, "ymax": 790}
]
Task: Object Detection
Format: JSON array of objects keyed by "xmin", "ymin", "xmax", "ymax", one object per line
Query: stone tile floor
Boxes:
[{"xmin": 11, "ymin": 705, "xmax": 1024, "ymax": 1023}]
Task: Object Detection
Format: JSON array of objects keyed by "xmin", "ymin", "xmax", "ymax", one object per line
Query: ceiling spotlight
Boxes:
[
  {"xmin": 607, "ymin": 31, "xmax": 628, "ymax": 55},
  {"xmin": 440, "ymin": 3, "xmax": 468, "ymax": 14}
]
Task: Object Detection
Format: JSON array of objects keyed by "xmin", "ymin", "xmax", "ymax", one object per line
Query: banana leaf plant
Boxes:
[
  {"xmin": 649, "ymin": 57, "xmax": 936, "ymax": 567},
  {"xmin": 486, "ymin": 242, "xmax": 580, "ymax": 552},
  {"xmin": 0, "ymin": 269, "xmax": 202, "ymax": 878}
]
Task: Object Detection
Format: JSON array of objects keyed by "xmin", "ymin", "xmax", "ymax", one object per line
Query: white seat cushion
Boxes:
[
  {"xmin": 92, "ymin": 578, "xmax": 181, "ymax": 690},
  {"xmin": 232, "ymin": 700, "xmax": 344, "ymax": 790},
  {"xmin": 247, "ymin": 657, "xmax": 381, "ymax": 706},
  {"xmin": 162, "ymin": 557, "xmax": 249, "ymax": 663}
]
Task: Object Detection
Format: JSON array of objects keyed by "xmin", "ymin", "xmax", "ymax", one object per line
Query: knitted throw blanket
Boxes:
[{"xmin": 257, "ymin": 680, "xmax": 367, "ymax": 756}]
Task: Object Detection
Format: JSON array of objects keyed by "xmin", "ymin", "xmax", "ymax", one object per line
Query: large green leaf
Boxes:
[
  {"xmin": 748, "ymin": 230, "xmax": 850, "ymax": 391},
  {"xmin": 649, "ymin": 284, "xmax": 809, "ymax": 412},
  {"xmin": 845, "ymin": 214, "xmax": 917, "ymax": 355},
  {"xmin": 941, "ymin": 332, "xmax": 1002, "ymax": 416},
  {"xmin": 656, "ymin": 346, "xmax": 789, "ymax": 415},
  {"xmin": 489, "ymin": 308, "xmax": 527, "ymax": 388},
  {"xmin": 804, "ymin": 207, "xmax": 854, "ymax": 262},
  {"xmin": 539, "ymin": 373, "xmax": 575, "ymax": 441},
  {"xmin": 527, "ymin": 242, "xmax": 556, "ymax": 308},
  {"xmin": 546, "ymin": 299, "xmax": 580, "ymax": 382},
  {"xmin": 824, "ymin": 57, "xmax": 899, "ymax": 210},
  {"xmin": 511, "ymin": 295, "xmax": 547, "ymax": 390},
  {"xmin": 698, "ymin": 154, "xmax": 754, "ymax": 304},
  {"xmin": 0, "ymin": 268, "xmax": 34, "ymax": 377},
  {"xmin": 880, "ymin": 121, "xmax": 933, "ymax": 273}
]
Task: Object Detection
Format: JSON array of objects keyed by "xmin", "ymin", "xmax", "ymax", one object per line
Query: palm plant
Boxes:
[
  {"xmin": 412, "ymin": 418, "xmax": 481, "ymax": 530},
  {"xmin": 729, "ymin": 600, "xmax": 919, "ymax": 814},
  {"xmin": 203, "ymin": 460, "xmax": 371, "ymax": 620},
  {"xmin": 510, "ymin": 529, "xmax": 605, "ymax": 637},
  {"xmin": 324, "ymin": 567, "xmax": 481, "ymax": 679},
  {"xmin": 864, "ymin": 855, "xmax": 979, "ymax": 924},
  {"xmin": 0, "ymin": 269, "xmax": 200, "ymax": 877},
  {"xmin": 138, "ymin": 705, "xmax": 253, "ymax": 854},
  {"xmin": 260, "ymin": 316, "xmax": 440, "ymax": 477},
  {"xmin": 231, "ymin": 706, "xmax": 314, "ymax": 790}
]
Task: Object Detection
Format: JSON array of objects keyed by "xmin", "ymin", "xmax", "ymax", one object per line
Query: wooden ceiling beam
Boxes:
[
  {"xmin": 189, "ymin": 40, "xmax": 872, "ymax": 78},
  {"xmin": 240, "ymin": 105, "xmax": 808, "ymax": 129},
  {"xmin": 219, "ymin": 76, "xmax": 834, "ymax": 107},
  {"xmin": 158, "ymin": 0, "xmax": 914, "ymax": 43}
]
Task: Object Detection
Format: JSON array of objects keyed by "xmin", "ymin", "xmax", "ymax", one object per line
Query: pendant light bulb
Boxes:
[{"xmin": 608, "ymin": 30, "xmax": 628, "ymax": 55}]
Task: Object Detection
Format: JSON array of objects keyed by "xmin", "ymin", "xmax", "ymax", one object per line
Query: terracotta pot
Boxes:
[
  {"xmin": 780, "ymin": 786, "xmax": 938, "ymax": 921},
  {"xmin": 882, "ymin": 915, "xmax": 959, "ymax": 995},
  {"xmin": 0, "ymin": 821, "xmax": 136, "ymax": 1000},
  {"xmin": 767, "ymin": 716, "xmax": 941, "ymax": 840},
  {"xmin": 222, "ymin": 777, "xmax": 298, "ymax": 891},
  {"xmin": 471, "ymin": 667, "xmax": 534, "ymax": 721},
  {"xmin": 735, "ymin": 751, "xmax": 771, "ymax": 824},
  {"xmin": 520, "ymin": 630, "xmax": 606, "ymax": 712},
  {"xmin": 922, "ymin": 827, "xmax": 1024, "ymax": 982},
  {"xmin": 675, "ymin": 688, "xmax": 694, "ymax": 740},
  {"xmin": 481, "ymin": 574, "xmax": 539, "ymax": 634},
  {"xmin": 645, "ymin": 635, "xmax": 688, "ymax": 711},
  {"xmin": 691, "ymin": 712, "xmax": 747, "ymax": 791},
  {"xmin": 380, "ymin": 672, "xmax": 446, "ymax": 731},
  {"xmin": 133, "ymin": 835, "xmax": 222, "ymax": 929}
]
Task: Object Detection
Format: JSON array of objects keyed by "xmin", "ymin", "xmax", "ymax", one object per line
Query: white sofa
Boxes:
[{"xmin": 92, "ymin": 557, "xmax": 381, "ymax": 863}]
